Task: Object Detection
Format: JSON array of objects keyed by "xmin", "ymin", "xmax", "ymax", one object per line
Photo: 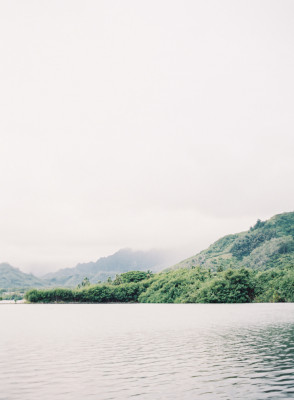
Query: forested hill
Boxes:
[
  {"xmin": 25, "ymin": 212, "xmax": 294, "ymax": 304},
  {"xmin": 0, "ymin": 263, "xmax": 46, "ymax": 289},
  {"xmin": 169, "ymin": 212, "xmax": 294, "ymax": 272}
]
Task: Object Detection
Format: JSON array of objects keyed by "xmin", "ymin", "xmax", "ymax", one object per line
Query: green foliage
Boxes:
[
  {"xmin": 278, "ymin": 270, "xmax": 294, "ymax": 302},
  {"xmin": 264, "ymin": 252, "xmax": 294, "ymax": 270},
  {"xmin": 113, "ymin": 271, "xmax": 153, "ymax": 285},
  {"xmin": 241, "ymin": 237, "xmax": 294, "ymax": 270},
  {"xmin": 206, "ymin": 234, "xmax": 239, "ymax": 255},
  {"xmin": 253, "ymin": 267, "xmax": 294, "ymax": 302},
  {"xmin": 0, "ymin": 290, "xmax": 25, "ymax": 301},
  {"xmin": 6, "ymin": 292, "xmax": 23, "ymax": 301},
  {"xmin": 25, "ymin": 279, "xmax": 151, "ymax": 303},
  {"xmin": 77, "ymin": 277, "xmax": 91, "ymax": 289},
  {"xmin": 268, "ymin": 212, "xmax": 294, "ymax": 237},
  {"xmin": 250, "ymin": 219, "xmax": 266, "ymax": 231},
  {"xmin": 138, "ymin": 268, "xmax": 210, "ymax": 303},
  {"xmin": 25, "ymin": 263, "xmax": 294, "ymax": 304},
  {"xmin": 231, "ymin": 230, "xmax": 276, "ymax": 259},
  {"xmin": 120, "ymin": 271, "xmax": 152, "ymax": 283},
  {"xmin": 191, "ymin": 269, "xmax": 255, "ymax": 303},
  {"xmin": 24, "ymin": 212, "xmax": 294, "ymax": 304},
  {"xmin": 25, "ymin": 288, "xmax": 74, "ymax": 303},
  {"xmin": 169, "ymin": 211, "xmax": 294, "ymax": 272}
]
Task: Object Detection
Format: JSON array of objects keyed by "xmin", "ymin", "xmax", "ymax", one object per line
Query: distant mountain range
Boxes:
[
  {"xmin": 42, "ymin": 248, "xmax": 166, "ymax": 287},
  {"xmin": 0, "ymin": 248, "xmax": 167, "ymax": 290},
  {"xmin": 168, "ymin": 212, "xmax": 294, "ymax": 272}
]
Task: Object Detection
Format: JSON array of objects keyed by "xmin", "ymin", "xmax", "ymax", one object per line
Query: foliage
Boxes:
[
  {"xmin": 119, "ymin": 271, "xmax": 152, "ymax": 283},
  {"xmin": 250, "ymin": 219, "xmax": 266, "ymax": 231},
  {"xmin": 138, "ymin": 268, "xmax": 209, "ymax": 303},
  {"xmin": 231, "ymin": 230, "xmax": 276, "ymax": 259},
  {"xmin": 241, "ymin": 237, "xmax": 294, "ymax": 270},
  {"xmin": 25, "ymin": 280, "xmax": 150, "ymax": 303},
  {"xmin": 253, "ymin": 267, "xmax": 294, "ymax": 302},
  {"xmin": 25, "ymin": 262, "xmax": 294, "ymax": 304},
  {"xmin": 24, "ymin": 212, "xmax": 294, "ymax": 304},
  {"xmin": 168, "ymin": 211, "xmax": 294, "ymax": 272},
  {"xmin": 190, "ymin": 269, "xmax": 255, "ymax": 303},
  {"xmin": 0, "ymin": 289, "xmax": 25, "ymax": 300},
  {"xmin": 77, "ymin": 277, "xmax": 91, "ymax": 289},
  {"xmin": 205, "ymin": 234, "xmax": 239, "ymax": 255}
]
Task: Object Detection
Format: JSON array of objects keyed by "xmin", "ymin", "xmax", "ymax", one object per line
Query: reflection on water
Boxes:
[{"xmin": 0, "ymin": 304, "xmax": 294, "ymax": 400}]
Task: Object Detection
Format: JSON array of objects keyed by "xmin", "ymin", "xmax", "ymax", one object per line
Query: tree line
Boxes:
[{"xmin": 24, "ymin": 266, "xmax": 294, "ymax": 304}]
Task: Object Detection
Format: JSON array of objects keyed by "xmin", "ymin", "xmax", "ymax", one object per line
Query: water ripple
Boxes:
[{"xmin": 0, "ymin": 304, "xmax": 294, "ymax": 399}]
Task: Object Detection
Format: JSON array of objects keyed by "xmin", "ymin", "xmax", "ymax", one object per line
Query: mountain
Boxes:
[
  {"xmin": 169, "ymin": 212, "xmax": 294, "ymax": 272},
  {"xmin": 43, "ymin": 248, "xmax": 166, "ymax": 287},
  {"xmin": 0, "ymin": 263, "xmax": 46, "ymax": 289},
  {"xmin": 0, "ymin": 249, "xmax": 167, "ymax": 290},
  {"xmin": 3, "ymin": 213, "xmax": 293, "ymax": 290}
]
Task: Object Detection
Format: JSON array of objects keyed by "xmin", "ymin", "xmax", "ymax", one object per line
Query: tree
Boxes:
[
  {"xmin": 77, "ymin": 277, "xmax": 91, "ymax": 289},
  {"xmin": 113, "ymin": 274, "xmax": 123, "ymax": 285},
  {"xmin": 120, "ymin": 271, "xmax": 150, "ymax": 283}
]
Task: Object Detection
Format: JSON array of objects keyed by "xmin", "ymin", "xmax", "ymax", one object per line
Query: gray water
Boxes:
[{"xmin": 0, "ymin": 304, "xmax": 294, "ymax": 400}]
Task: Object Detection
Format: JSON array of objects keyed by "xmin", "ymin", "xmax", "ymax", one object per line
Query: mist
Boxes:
[{"xmin": 0, "ymin": 0, "xmax": 293, "ymax": 274}]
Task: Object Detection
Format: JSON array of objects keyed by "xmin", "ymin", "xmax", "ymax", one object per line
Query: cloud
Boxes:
[{"xmin": 0, "ymin": 0, "xmax": 293, "ymax": 272}]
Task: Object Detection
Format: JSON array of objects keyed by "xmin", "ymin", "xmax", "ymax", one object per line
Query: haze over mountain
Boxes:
[
  {"xmin": 1, "ymin": 212, "xmax": 293, "ymax": 290},
  {"xmin": 0, "ymin": 263, "xmax": 46, "ymax": 289},
  {"xmin": 0, "ymin": 248, "xmax": 168, "ymax": 289},
  {"xmin": 42, "ymin": 248, "xmax": 167, "ymax": 287},
  {"xmin": 1, "ymin": 2, "xmax": 293, "ymax": 275},
  {"xmin": 26, "ymin": 211, "xmax": 294, "ymax": 305}
]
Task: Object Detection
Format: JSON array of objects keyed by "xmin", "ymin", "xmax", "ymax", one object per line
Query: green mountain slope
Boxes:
[
  {"xmin": 0, "ymin": 263, "xmax": 46, "ymax": 289},
  {"xmin": 25, "ymin": 212, "xmax": 294, "ymax": 304},
  {"xmin": 169, "ymin": 212, "xmax": 294, "ymax": 272}
]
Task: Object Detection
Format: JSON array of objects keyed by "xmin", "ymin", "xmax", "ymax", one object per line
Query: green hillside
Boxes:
[
  {"xmin": 26, "ymin": 212, "xmax": 294, "ymax": 304},
  {"xmin": 0, "ymin": 263, "xmax": 46, "ymax": 290},
  {"xmin": 26, "ymin": 260, "xmax": 294, "ymax": 304},
  {"xmin": 169, "ymin": 212, "xmax": 294, "ymax": 272}
]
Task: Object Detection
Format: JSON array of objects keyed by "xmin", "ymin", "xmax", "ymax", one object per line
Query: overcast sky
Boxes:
[{"xmin": 0, "ymin": 0, "xmax": 293, "ymax": 274}]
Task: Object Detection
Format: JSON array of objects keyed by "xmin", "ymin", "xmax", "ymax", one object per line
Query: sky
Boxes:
[{"xmin": 0, "ymin": 0, "xmax": 293, "ymax": 274}]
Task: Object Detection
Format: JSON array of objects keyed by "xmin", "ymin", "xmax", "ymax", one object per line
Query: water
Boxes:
[{"xmin": 1, "ymin": 304, "xmax": 294, "ymax": 400}]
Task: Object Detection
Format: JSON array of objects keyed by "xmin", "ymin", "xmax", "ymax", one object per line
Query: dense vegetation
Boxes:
[
  {"xmin": 169, "ymin": 212, "xmax": 294, "ymax": 272},
  {"xmin": 25, "ymin": 265, "xmax": 294, "ymax": 304},
  {"xmin": 8, "ymin": 212, "xmax": 294, "ymax": 303},
  {"xmin": 25, "ymin": 271, "xmax": 152, "ymax": 303}
]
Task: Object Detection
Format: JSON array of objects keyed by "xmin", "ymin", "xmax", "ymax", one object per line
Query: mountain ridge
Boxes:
[
  {"xmin": 42, "ymin": 248, "xmax": 167, "ymax": 286},
  {"xmin": 168, "ymin": 211, "xmax": 294, "ymax": 272},
  {"xmin": 0, "ymin": 248, "xmax": 167, "ymax": 289},
  {"xmin": 0, "ymin": 263, "xmax": 46, "ymax": 289}
]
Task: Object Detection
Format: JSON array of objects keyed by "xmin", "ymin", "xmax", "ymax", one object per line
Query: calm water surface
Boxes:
[{"xmin": 1, "ymin": 304, "xmax": 294, "ymax": 400}]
